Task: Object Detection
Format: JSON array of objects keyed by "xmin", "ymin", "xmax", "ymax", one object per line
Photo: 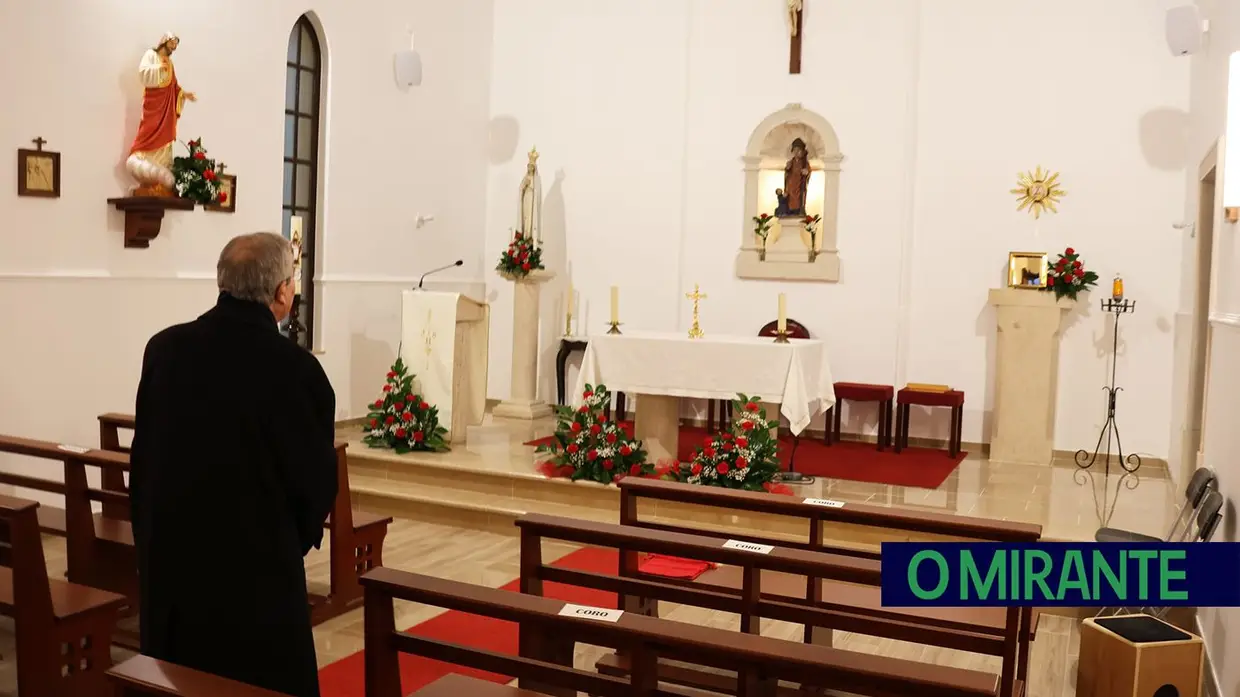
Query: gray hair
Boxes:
[{"xmin": 216, "ymin": 232, "xmax": 294, "ymax": 303}]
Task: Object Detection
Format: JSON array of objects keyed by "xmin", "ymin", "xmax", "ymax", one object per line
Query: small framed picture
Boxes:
[
  {"xmin": 1007, "ymin": 251, "xmax": 1048, "ymax": 289},
  {"xmin": 17, "ymin": 146, "xmax": 61, "ymax": 198},
  {"xmin": 206, "ymin": 173, "xmax": 236, "ymax": 213}
]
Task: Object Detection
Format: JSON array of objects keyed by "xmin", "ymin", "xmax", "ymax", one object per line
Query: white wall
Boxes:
[
  {"xmin": 0, "ymin": 0, "xmax": 492, "ymax": 497},
  {"xmin": 485, "ymin": 0, "xmax": 1188, "ymax": 457},
  {"xmin": 1178, "ymin": 1, "xmax": 1240, "ymax": 693}
]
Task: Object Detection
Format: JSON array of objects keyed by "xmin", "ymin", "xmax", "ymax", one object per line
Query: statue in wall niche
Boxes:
[
  {"xmin": 126, "ymin": 32, "xmax": 196, "ymax": 196},
  {"xmin": 781, "ymin": 138, "xmax": 811, "ymax": 217}
]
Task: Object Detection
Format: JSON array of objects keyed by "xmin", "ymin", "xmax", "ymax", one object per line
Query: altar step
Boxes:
[{"xmin": 343, "ymin": 441, "xmax": 1090, "ymax": 557}]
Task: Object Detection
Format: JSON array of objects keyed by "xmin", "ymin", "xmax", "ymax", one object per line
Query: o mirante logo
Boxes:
[{"xmin": 880, "ymin": 543, "xmax": 1240, "ymax": 608}]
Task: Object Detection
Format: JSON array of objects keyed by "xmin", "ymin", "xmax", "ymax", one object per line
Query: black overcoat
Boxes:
[{"xmin": 130, "ymin": 292, "xmax": 338, "ymax": 697}]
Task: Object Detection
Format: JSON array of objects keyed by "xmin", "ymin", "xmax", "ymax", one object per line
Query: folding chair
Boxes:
[
  {"xmin": 1095, "ymin": 467, "xmax": 1216, "ymax": 543},
  {"xmin": 1098, "ymin": 489, "xmax": 1224, "ymax": 618}
]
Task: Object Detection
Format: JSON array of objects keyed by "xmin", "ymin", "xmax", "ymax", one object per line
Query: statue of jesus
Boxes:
[
  {"xmin": 787, "ymin": 0, "xmax": 804, "ymax": 36},
  {"xmin": 126, "ymin": 32, "xmax": 196, "ymax": 196},
  {"xmin": 782, "ymin": 138, "xmax": 811, "ymax": 217}
]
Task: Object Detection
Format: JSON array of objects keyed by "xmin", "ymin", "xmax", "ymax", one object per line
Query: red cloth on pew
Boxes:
[{"xmin": 638, "ymin": 554, "xmax": 717, "ymax": 580}]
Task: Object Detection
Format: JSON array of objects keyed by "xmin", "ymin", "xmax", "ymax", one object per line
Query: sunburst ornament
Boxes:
[{"xmin": 1011, "ymin": 166, "xmax": 1065, "ymax": 219}]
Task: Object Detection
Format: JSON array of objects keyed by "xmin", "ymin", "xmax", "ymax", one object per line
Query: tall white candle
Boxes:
[
  {"xmin": 777, "ymin": 293, "xmax": 787, "ymax": 333},
  {"xmin": 610, "ymin": 286, "xmax": 619, "ymax": 324}
]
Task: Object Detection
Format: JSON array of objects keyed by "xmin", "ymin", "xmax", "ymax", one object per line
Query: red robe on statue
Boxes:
[{"xmin": 130, "ymin": 59, "xmax": 182, "ymax": 156}]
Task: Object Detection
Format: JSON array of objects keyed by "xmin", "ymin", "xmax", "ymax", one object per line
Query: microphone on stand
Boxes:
[{"xmin": 416, "ymin": 260, "xmax": 464, "ymax": 289}]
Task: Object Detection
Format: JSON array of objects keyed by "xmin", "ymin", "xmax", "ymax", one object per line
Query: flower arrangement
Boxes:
[
  {"xmin": 496, "ymin": 230, "xmax": 544, "ymax": 280},
  {"xmin": 361, "ymin": 356, "xmax": 449, "ymax": 453},
  {"xmin": 804, "ymin": 214, "xmax": 823, "ymax": 262},
  {"xmin": 682, "ymin": 395, "xmax": 784, "ymax": 492},
  {"xmin": 803, "ymin": 213, "xmax": 822, "ymax": 236},
  {"xmin": 753, "ymin": 213, "xmax": 773, "ymax": 244},
  {"xmin": 1043, "ymin": 247, "xmax": 1098, "ymax": 301},
  {"xmin": 535, "ymin": 384, "xmax": 661, "ymax": 484},
  {"xmin": 171, "ymin": 138, "xmax": 227, "ymax": 205}
]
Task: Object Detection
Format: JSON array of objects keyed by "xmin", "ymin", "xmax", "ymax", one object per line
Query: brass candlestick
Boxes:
[
  {"xmin": 773, "ymin": 330, "xmax": 790, "ymax": 344},
  {"xmin": 607, "ymin": 321, "xmax": 623, "ymax": 335},
  {"xmin": 685, "ymin": 284, "xmax": 707, "ymax": 340}
]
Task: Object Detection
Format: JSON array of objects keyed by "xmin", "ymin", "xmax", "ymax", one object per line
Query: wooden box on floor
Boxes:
[{"xmin": 1076, "ymin": 614, "xmax": 1204, "ymax": 697}]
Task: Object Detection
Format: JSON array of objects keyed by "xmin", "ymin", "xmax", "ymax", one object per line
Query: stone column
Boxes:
[
  {"xmin": 494, "ymin": 269, "xmax": 555, "ymax": 420},
  {"xmin": 986, "ymin": 288, "xmax": 1073, "ymax": 465}
]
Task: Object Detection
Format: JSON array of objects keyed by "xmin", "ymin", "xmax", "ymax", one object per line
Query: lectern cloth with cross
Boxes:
[{"xmin": 399, "ymin": 291, "xmax": 490, "ymax": 442}]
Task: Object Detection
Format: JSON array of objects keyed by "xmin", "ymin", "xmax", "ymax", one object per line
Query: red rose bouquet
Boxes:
[
  {"xmin": 683, "ymin": 394, "xmax": 784, "ymax": 492},
  {"xmin": 536, "ymin": 384, "xmax": 658, "ymax": 485},
  {"xmin": 1043, "ymin": 247, "xmax": 1098, "ymax": 301},
  {"xmin": 496, "ymin": 230, "xmax": 544, "ymax": 279},
  {"xmin": 172, "ymin": 138, "xmax": 226, "ymax": 205},
  {"xmin": 362, "ymin": 356, "xmax": 449, "ymax": 453}
]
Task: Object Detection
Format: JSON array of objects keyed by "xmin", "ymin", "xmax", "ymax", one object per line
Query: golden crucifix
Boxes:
[{"xmin": 685, "ymin": 284, "xmax": 707, "ymax": 339}]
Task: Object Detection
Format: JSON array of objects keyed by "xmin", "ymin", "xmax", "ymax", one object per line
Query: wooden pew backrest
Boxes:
[
  {"xmin": 108, "ymin": 655, "xmax": 295, "ymax": 697},
  {"xmin": 618, "ymin": 477, "xmax": 1042, "ymax": 556},
  {"xmin": 361, "ymin": 566, "xmax": 1001, "ymax": 697}
]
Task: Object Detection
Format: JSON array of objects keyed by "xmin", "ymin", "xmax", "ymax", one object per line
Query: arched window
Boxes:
[{"xmin": 283, "ymin": 15, "xmax": 322, "ymax": 348}]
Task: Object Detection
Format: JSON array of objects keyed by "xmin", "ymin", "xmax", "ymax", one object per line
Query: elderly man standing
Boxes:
[{"xmin": 130, "ymin": 232, "xmax": 337, "ymax": 697}]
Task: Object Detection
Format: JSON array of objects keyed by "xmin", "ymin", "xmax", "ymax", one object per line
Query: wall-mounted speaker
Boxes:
[
  {"xmin": 1166, "ymin": 5, "xmax": 1205, "ymax": 57},
  {"xmin": 394, "ymin": 49, "xmax": 422, "ymax": 88}
]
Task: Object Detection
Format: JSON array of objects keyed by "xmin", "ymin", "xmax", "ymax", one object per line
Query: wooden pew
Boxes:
[
  {"xmin": 96, "ymin": 412, "xmax": 392, "ymax": 624},
  {"xmin": 618, "ymin": 477, "xmax": 1040, "ymax": 686},
  {"xmin": 107, "ymin": 655, "xmax": 295, "ymax": 697},
  {"xmin": 0, "ymin": 431, "xmax": 389, "ymax": 630},
  {"xmin": 516, "ymin": 512, "xmax": 1021, "ymax": 697},
  {"xmin": 0, "ymin": 435, "xmax": 137, "ymax": 605},
  {"xmin": 361, "ymin": 566, "xmax": 1003, "ymax": 697},
  {"xmin": 0, "ymin": 493, "xmax": 127, "ymax": 697}
]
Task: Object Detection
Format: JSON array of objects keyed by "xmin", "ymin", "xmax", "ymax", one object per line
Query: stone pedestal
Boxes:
[
  {"xmin": 987, "ymin": 288, "xmax": 1073, "ymax": 465},
  {"xmin": 634, "ymin": 394, "xmax": 679, "ymax": 462},
  {"xmin": 494, "ymin": 269, "xmax": 555, "ymax": 420}
]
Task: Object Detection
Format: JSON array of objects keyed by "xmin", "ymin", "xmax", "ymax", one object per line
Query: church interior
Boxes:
[{"xmin": 1, "ymin": 1, "xmax": 1238, "ymax": 696}]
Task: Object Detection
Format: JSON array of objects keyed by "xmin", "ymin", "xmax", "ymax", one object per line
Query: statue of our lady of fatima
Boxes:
[{"xmin": 517, "ymin": 147, "xmax": 542, "ymax": 245}]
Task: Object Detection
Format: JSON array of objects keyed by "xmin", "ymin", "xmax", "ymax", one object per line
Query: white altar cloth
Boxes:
[{"xmin": 572, "ymin": 331, "xmax": 834, "ymax": 434}]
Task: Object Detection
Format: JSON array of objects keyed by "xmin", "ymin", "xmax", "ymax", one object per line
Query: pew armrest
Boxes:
[{"xmin": 107, "ymin": 655, "xmax": 295, "ymax": 697}]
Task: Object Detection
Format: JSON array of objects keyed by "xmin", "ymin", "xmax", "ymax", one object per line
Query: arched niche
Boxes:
[{"xmin": 735, "ymin": 104, "xmax": 843, "ymax": 283}]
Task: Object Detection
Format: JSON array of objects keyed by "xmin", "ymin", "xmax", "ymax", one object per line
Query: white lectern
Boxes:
[{"xmin": 400, "ymin": 291, "xmax": 489, "ymax": 442}]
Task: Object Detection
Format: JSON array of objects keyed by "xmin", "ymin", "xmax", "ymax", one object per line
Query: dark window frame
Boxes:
[{"xmin": 282, "ymin": 15, "xmax": 322, "ymax": 348}]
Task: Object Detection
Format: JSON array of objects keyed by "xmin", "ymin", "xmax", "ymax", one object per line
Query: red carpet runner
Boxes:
[
  {"xmin": 527, "ymin": 424, "xmax": 966, "ymax": 489},
  {"xmin": 317, "ymin": 547, "xmax": 617, "ymax": 697}
]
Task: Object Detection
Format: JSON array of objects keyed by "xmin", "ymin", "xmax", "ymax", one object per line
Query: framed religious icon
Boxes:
[
  {"xmin": 17, "ymin": 138, "xmax": 60, "ymax": 198},
  {"xmin": 1007, "ymin": 251, "xmax": 1048, "ymax": 289},
  {"xmin": 206, "ymin": 173, "xmax": 236, "ymax": 213}
]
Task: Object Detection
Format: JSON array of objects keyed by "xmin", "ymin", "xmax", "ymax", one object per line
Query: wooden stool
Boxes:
[
  {"xmin": 894, "ymin": 388, "xmax": 964, "ymax": 457},
  {"xmin": 1077, "ymin": 614, "xmax": 1204, "ymax": 697},
  {"xmin": 824, "ymin": 382, "xmax": 893, "ymax": 450}
]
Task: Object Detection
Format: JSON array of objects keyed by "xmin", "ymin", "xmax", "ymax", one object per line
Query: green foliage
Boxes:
[
  {"xmin": 1043, "ymin": 247, "xmax": 1099, "ymax": 301},
  {"xmin": 496, "ymin": 231, "xmax": 545, "ymax": 279},
  {"xmin": 361, "ymin": 356, "xmax": 450, "ymax": 454},
  {"xmin": 535, "ymin": 384, "xmax": 656, "ymax": 485},
  {"xmin": 171, "ymin": 138, "xmax": 225, "ymax": 205}
]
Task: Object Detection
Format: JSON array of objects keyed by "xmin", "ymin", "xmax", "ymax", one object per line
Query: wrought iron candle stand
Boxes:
[{"xmin": 1074, "ymin": 297, "xmax": 1139, "ymax": 475}]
